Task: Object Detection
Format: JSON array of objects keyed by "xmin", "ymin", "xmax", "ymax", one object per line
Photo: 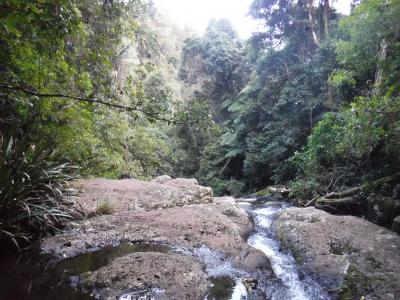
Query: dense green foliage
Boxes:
[
  {"xmin": 180, "ymin": 0, "xmax": 399, "ymax": 205},
  {"xmin": 292, "ymin": 95, "xmax": 400, "ymax": 199},
  {"xmin": 182, "ymin": 0, "xmax": 340, "ymax": 193},
  {"xmin": 1, "ymin": 0, "xmax": 400, "ymax": 245},
  {"xmin": 173, "ymin": 19, "xmax": 249, "ymax": 186},
  {"xmin": 0, "ymin": 0, "xmax": 185, "ymax": 245},
  {"xmin": 2, "ymin": 0, "xmax": 145, "ymax": 175},
  {"xmin": 292, "ymin": 0, "xmax": 400, "ymax": 200},
  {"xmin": 0, "ymin": 136, "xmax": 78, "ymax": 247}
]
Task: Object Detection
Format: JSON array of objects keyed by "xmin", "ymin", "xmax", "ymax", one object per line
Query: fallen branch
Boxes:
[
  {"xmin": 305, "ymin": 197, "xmax": 317, "ymax": 207},
  {"xmin": 324, "ymin": 186, "xmax": 362, "ymax": 199},
  {"xmin": 313, "ymin": 173, "xmax": 400, "ymax": 207},
  {"xmin": 317, "ymin": 196, "xmax": 357, "ymax": 205},
  {"xmin": 315, "ymin": 203, "xmax": 340, "ymax": 212}
]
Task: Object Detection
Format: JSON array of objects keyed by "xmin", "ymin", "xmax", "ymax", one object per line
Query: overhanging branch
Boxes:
[{"xmin": 0, "ymin": 83, "xmax": 181, "ymax": 124}]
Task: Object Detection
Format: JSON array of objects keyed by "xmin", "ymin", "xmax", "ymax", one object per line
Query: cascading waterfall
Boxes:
[{"xmin": 243, "ymin": 200, "xmax": 329, "ymax": 300}]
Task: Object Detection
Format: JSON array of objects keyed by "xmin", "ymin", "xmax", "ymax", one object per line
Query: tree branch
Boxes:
[
  {"xmin": 0, "ymin": 83, "xmax": 182, "ymax": 124},
  {"xmin": 317, "ymin": 196, "xmax": 357, "ymax": 205},
  {"xmin": 313, "ymin": 173, "xmax": 400, "ymax": 207},
  {"xmin": 324, "ymin": 186, "xmax": 363, "ymax": 199}
]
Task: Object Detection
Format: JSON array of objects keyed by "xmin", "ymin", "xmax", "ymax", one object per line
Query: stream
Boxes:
[
  {"xmin": 0, "ymin": 198, "xmax": 329, "ymax": 300},
  {"xmin": 240, "ymin": 199, "xmax": 329, "ymax": 300}
]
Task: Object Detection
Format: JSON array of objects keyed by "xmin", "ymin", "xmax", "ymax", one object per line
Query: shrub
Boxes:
[
  {"xmin": 0, "ymin": 136, "xmax": 79, "ymax": 250},
  {"xmin": 291, "ymin": 95, "xmax": 400, "ymax": 198},
  {"xmin": 203, "ymin": 177, "xmax": 245, "ymax": 197},
  {"xmin": 94, "ymin": 200, "xmax": 115, "ymax": 216}
]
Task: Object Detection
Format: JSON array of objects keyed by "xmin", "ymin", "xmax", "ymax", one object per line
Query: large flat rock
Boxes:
[
  {"xmin": 273, "ymin": 207, "xmax": 400, "ymax": 299},
  {"xmin": 42, "ymin": 199, "xmax": 267, "ymax": 272},
  {"xmin": 73, "ymin": 177, "xmax": 213, "ymax": 214},
  {"xmin": 40, "ymin": 182, "xmax": 273, "ymax": 299},
  {"xmin": 79, "ymin": 252, "xmax": 209, "ymax": 300}
]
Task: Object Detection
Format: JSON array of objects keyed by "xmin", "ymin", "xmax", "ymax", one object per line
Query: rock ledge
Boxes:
[{"xmin": 273, "ymin": 207, "xmax": 400, "ymax": 299}]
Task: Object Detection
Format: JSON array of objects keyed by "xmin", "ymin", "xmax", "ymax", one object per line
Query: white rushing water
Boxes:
[
  {"xmin": 230, "ymin": 280, "xmax": 248, "ymax": 300},
  {"xmin": 244, "ymin": 201, "xmax": 329, "ymax": 300}
]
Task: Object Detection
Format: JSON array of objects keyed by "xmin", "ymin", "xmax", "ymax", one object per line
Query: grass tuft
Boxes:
[{"xmin": 95, "ymin": 200, "xmax": 115, "ymax": 215}]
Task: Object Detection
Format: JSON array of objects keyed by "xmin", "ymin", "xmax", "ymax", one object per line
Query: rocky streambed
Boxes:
[{"xmin": 1, "ymin": 177, "xmax": 400, "ymax": 299}]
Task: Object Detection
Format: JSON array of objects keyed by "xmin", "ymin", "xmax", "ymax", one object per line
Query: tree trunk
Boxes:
[
  {"xmin": 318, "ymin": 196, "xmax": 356, "ymax": 205},
  {"xmin": 308, "ymin": 9, "xmax": 320, "ymax": 47},
  {"xmin": 324, "ymin": 186, "xmax": 363, "ymax": 199},
  {"xmin": 374, "ymin": 38, "xmax": 388, "ymax": 94},
  {"xmin": 300, "ymin": 0, "xmax": 320, "ymax": 48},
  {"xmin": 322, "ymin": 0, "xmax": 330, "ymax": 39},
  {"xmin": 325, "ymin": 82, "xmax": 334, "ymax": 111}
]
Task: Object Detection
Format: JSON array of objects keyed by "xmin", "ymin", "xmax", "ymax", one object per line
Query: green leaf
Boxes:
[
  {"xmin": 220, "ymin": 131, "xmax": 237, "ymax": 146},
  {"xmin": 5, "ymin": 14, "xmax": 19, "ymax": 34},
  {"xmin": 225, "ymin": 148, "xmax": 244, "ymax": 158}
]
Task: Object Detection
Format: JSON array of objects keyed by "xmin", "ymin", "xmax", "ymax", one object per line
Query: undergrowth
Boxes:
[{"xmin": 0, "ymin": 135, "xmax": 79, "ymax": 250}]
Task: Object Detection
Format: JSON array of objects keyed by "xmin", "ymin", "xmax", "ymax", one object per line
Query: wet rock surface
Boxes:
[
  {"xmin": 38, "ymin": 179, "xmax": 273, "ymax": 299},
  {"xmin": 273, "ymin": 207, "xmax": 400, "ymax": 299},
  {"xmin": 8, "ymin": 177, "xmax": 400, "ymax": 300},
  {"xmin": 245, "ymin": 201, "xmax": 329, "ymax": 299},
  {"xmin": 42, "ymin": 199, "xmax": 265, "ymax": 271},
  {"xmin": 79, "ymin": 252, "xmax": 209, "ymax": 300}
]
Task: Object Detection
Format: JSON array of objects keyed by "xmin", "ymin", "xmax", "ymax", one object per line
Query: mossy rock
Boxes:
[
  {"xmin": 255, "ymin": 188, "xmax": 271, "ymax": 197},
  {"xmin": 339, "ymin": 265, "xmax": 371, "ymax": 300},
  {"xmin": 255, "ymin": 186, "xmax": 291, "ymax": 198},
  {"xmin": 274, "ymin": 227, "xmax": 304, "ymax": 265}
]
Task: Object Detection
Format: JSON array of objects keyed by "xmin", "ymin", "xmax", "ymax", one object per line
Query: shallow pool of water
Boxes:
[
  {"xmin": 0, "ymin": 241, "xmax": 250, "ymax": 300},
  {"xmin": 0, "ymin": 241, "xmax": 176, "ymax": 300}
]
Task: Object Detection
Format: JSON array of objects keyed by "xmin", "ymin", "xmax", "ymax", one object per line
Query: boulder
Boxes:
[
  {"xmin": 79, "ymin": 252, "xmax": 209, "ymax": 300},
  {"xmin": 42, "ymin": 200, "xmax": 267, "ymax": 272},
  {"xmin": 151, "ymin": 175, "xmax": 172, "ymax": 184},
  {"xmin": 273, "ymin": 207, "xmax": 400, "ymax": 299},
  {"xmin": 392, "ymin": 215, "xmax": 400, "ymax": 234},
  {"xmin": 255, "ymin": 185, "xmax": 290, "ymax": 198},
  {"xmin": 73, "ymin": 177, "xmax": 213, "ymax": 215},
  {"xmin": 151, "ymin": 175, "xmax": 199, "ymax": 187},
  {"xmin": 365, "ymin": 193, "xmax": 400, "ymax": 226}
]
